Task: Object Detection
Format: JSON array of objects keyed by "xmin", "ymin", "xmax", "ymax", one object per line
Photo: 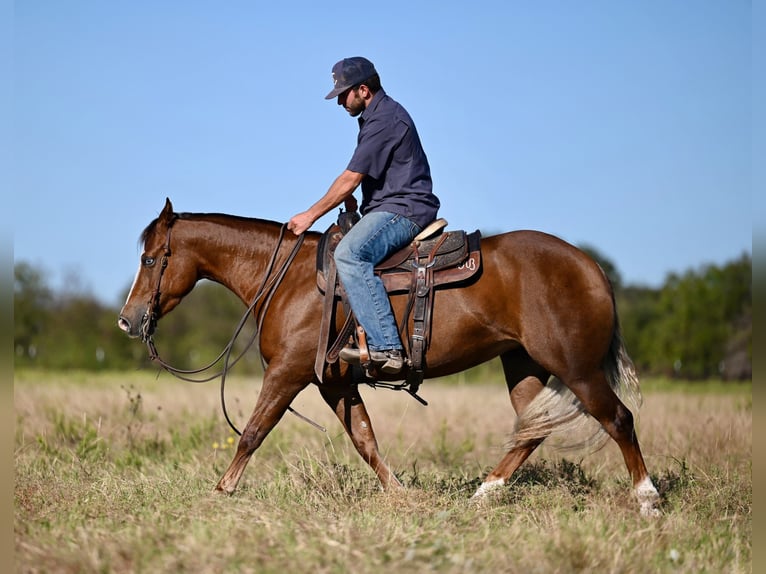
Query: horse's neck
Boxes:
[{"xmin": 181, "ymin": 217, "xmax": 307, "ymax": 303}]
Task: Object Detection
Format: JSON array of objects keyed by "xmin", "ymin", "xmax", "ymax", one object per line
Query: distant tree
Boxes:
[
  {"xmin": 43, "ymin": 292, "xmax": 110, "ymax": 368},
  {"xmin": 717, "ymin": 254, "xmax": 752, "ymax": 380},
  {"xmin": 616, "ymin": 286, "xmax": 661, "ymax": 374},
  {"xmin": 15, "ymin": 261, "xmax": 141, "ymax": 369},
  {"xmin": 14, "ymin": 262, "xmax": 53, "ymax": 363},
  {"xmin": 638, "ymin": 254, "xmax": 751, "ymax": 379},
  {"xmin": 143, "ymin": 280, "xmax": 264, "ymax": 375}
]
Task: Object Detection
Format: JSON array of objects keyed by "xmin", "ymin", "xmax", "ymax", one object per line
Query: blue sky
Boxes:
[{"xmin": 10, "ymin": 1, "xmax": 755, "ymax": 306}]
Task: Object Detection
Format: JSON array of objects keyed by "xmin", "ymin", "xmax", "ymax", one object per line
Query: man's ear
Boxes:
[{"xmin": 358, "ymin": 84, "xmax": 372, "ymax": 101}]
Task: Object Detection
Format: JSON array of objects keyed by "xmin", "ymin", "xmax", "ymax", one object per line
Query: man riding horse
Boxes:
[{"xmin": 287, "ymin": 57, "xmax": 440, "ymax": 376}]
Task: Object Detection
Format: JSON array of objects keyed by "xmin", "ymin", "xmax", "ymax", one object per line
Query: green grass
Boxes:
[{"xmin": 15, "ymin": 370, "xmax": 751, "ymax": 573}]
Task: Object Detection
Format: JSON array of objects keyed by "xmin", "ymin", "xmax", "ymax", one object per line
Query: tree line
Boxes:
[{"xmin": 14, "ymin": 248, "xmax": 751, "ymax": 380}]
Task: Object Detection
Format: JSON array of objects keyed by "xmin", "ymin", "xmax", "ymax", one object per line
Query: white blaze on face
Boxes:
[{"xmin": 123, "ymin": 263, "xmax": 143, "ymax": 307}]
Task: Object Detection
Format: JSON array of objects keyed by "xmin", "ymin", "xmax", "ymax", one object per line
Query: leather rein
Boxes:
[{"xmin": 141, "ymin": 220, "xmax": 325, "ymax": 435}]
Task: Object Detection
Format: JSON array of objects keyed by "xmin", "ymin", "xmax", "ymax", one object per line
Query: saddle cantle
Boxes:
[{"xmin": 314, "ymin": 213, "xmax": 482, "ymax": 395}]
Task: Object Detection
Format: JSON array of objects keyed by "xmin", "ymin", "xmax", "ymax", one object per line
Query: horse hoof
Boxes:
[
  {"xmin": 471, "ymin": 478, "xmax": 505, "ymax": 500},
  {"xmin": 640, "ymin": 503, "xmax": 662, "ymax": 518},
  {"xmin": 213, "ymin": 484, "xmax": 235, "ymax": 496}
]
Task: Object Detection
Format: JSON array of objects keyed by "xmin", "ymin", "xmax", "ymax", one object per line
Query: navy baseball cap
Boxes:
[{"xmin": 325, "ymin": 57, "xmax": 377, "ymax": 99}]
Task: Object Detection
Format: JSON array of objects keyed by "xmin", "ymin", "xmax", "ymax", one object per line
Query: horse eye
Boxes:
[{"xmin": 142, "ymin": 256, "xmax": 156, "ymax": 267}]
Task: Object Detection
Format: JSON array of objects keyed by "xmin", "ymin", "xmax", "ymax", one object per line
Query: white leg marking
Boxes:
[
  {"xmin": 635, "ymin": 476, "xmax": 661, "ymax": 517},
  {"xmin": 471, "ymin": 478, "xmax": 505, "ymax": 499}
]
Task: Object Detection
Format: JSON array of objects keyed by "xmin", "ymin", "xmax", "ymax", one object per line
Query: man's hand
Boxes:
[
  {"xmin": 288, "ymin": 170, "xmax": 363, "ymax": 236},
  {"xmin": 287, "ymin": 211, "xmax": 315, "ymax": 236}
]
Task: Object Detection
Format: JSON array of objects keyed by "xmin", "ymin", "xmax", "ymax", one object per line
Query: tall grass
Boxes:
[{"xmin": 15, "ymin": 370, "xmax": 751, "ymax": 573}]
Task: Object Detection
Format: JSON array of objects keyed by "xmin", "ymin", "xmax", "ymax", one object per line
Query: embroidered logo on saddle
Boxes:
[{"xmin": 314, "ymin": 214, "xmax": 482, "ymax": 391}]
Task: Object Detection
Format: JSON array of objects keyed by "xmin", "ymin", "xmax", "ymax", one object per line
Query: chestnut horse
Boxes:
[{"xmin": 118, "ymin": 198, "xmax": 660, "ymax": 516}]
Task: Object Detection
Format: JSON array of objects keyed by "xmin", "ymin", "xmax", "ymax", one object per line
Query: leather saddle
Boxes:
[{"xmin": 314, "ymin": 212, "xmax": 482, "ymax": 395}]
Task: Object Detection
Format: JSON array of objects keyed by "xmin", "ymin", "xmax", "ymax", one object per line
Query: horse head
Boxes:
[{"xmin": 117, "ymin": 198, "xmax": 196, "ymax": 340}]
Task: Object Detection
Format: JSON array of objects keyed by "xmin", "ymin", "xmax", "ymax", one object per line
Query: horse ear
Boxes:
[{"xmin": 159, "ymin": 198, "xmax": 174, "ymax": 223}]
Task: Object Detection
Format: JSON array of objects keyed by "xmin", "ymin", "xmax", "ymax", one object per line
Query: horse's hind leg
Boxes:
[
  {"xmin": 565, "ymin": 370, "xmax": 660, "ymax": 516},
  {"xmin": 318, "ymin": 383, "xmax": 403, "ymax": 491},
  {"xmin": 472, "ymin": 350, "xmax": 549, "ymax": 498}
]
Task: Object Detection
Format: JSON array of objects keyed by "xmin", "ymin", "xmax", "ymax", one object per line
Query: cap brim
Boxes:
[{"xmin": 325, "ymin": 85, "xmax": 349, "ymax": 100}]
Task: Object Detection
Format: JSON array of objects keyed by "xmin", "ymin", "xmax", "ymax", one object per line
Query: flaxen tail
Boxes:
[{"xmin": 509, "ymin": 318, "xmax": 643, "ymax": 453}]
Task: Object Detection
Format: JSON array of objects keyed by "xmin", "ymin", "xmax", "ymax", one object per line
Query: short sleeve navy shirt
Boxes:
[{"xmin": 346, "ymin": 90, "xmax": 440, "ymax": 228}]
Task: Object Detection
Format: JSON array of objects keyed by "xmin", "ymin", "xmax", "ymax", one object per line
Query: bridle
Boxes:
[
  {"xmin": 139, "ymin": 218, "xmax": 324, "ymax": 435},
  {"xmin": 140, "ymin": 222, "xmax": 174, "ymax": 344}
]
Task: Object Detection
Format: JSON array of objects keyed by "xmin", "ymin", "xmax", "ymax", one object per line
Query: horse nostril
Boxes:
[{"xmin": 117, "ymin": 316, "xmax": 131, "ymax": 333}]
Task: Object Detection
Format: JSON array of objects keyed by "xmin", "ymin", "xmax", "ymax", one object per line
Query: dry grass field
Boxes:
[{"xmin": 15, "ymin": 369, "xmax": 751, "ymax": 573}]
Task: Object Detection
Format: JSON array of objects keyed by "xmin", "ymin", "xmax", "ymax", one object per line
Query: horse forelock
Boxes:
[{"xmin": 139, "ymin": 219, "xmax": 159, "ymax": 250}]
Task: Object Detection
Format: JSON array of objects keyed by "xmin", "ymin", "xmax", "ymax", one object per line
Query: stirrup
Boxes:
[{"xmin": 362, "ymin": 378, "xmax": 429, "ymax": 406}]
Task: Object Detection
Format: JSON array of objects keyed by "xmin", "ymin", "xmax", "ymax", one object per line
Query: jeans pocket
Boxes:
[{"xmin": 392, "ymin": 213, "xmax": 421, "ymax": 237}]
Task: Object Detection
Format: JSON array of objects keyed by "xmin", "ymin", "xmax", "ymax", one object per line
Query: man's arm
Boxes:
[{"xmin": 287, "ymin": 169, "xmax": 364, "ymax": 235}]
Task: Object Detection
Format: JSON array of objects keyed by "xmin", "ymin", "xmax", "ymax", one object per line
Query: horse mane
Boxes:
[{"xmin": 139, "ymin": 211, "xmax": 284, "ymax": 248}]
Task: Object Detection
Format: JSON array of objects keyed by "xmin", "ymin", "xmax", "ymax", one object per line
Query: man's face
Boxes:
[{"xmin": 338, "ymin": 87, "xmax": 365, "ymax": 117}]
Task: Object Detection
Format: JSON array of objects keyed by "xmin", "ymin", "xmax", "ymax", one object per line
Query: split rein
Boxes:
[{"xmin": 141, "ymin": 222, "xmax": 326, "ymax": 435}]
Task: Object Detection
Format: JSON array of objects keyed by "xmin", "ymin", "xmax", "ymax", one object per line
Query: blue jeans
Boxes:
[{"xmin": 334, "ymin": 211, "xmax": 421, "ymax": 352}]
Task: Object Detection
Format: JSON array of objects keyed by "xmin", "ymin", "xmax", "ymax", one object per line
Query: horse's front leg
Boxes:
[
  {"xmin": 215, "ymin": 368, "xmax": 308, "ymax": 494},
  {"xmin": 318, "ymin": 383, "xmax": 403, "ymax": 491}
]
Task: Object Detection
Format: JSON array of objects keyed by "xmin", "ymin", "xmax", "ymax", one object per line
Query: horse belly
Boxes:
[{"xmin": 388, "ymin": 273, "xmax": 523, "ymax": 378}]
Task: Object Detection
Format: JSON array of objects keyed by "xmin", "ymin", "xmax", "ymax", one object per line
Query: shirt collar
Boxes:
[{"xmin": 358, "ymin": 89, "xmax": 387, "ymax": 126}]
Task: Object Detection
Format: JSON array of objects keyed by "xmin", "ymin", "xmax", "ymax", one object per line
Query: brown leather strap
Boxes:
[
  {"xmin": 314, "ymin": 259, "xmax": 337, "ymax": 383},
  {"xmin": 356, "ymin": 325, "xmax": 370, "ymax": 365}
]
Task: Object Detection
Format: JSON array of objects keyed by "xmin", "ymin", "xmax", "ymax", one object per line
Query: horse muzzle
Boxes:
[
  {"xmin": 117, "ymin": 315, "xmax": 135, "ymax": 336},
  {"xmin": 117, "ymin": 307, "xmax": 156, "ymax": 341}
]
